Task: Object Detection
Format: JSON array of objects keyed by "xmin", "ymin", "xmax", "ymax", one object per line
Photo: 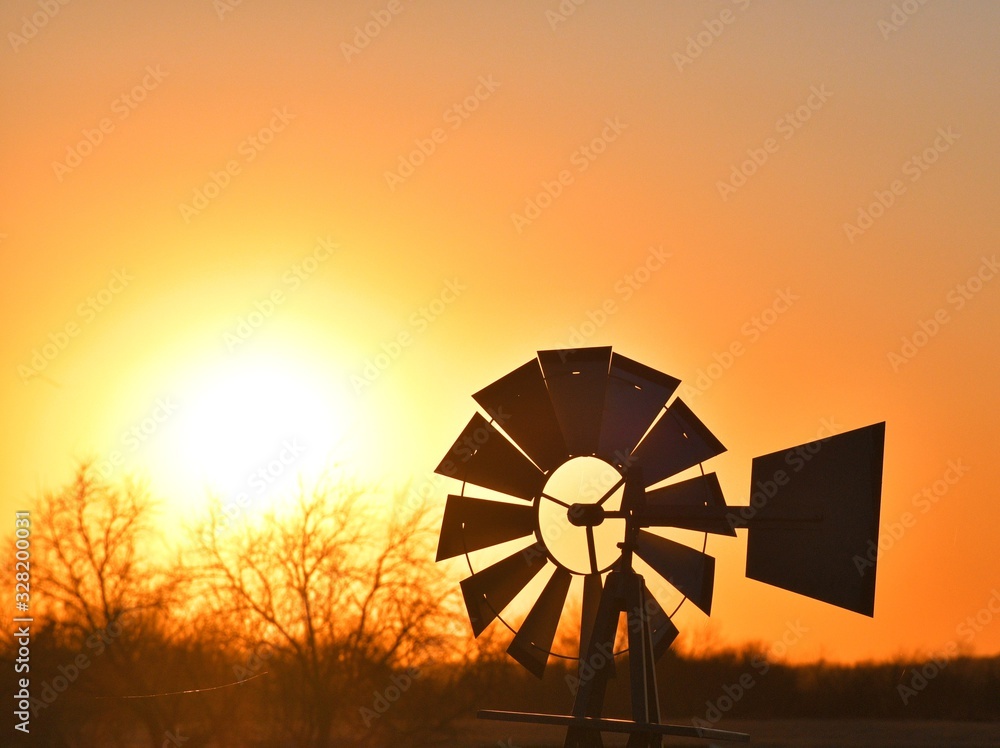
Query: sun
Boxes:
[{"xmin": 147, "ymin": 347, "xmax": 359, "ymax": 514}]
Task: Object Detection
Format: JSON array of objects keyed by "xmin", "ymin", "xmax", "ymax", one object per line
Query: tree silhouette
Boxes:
[
  {"xmin": 3, "ymin": 462, "xmax": 1000, "ymax": 747},
  {"xmin": 22, "ymin": 462, "xmax": 187, "ymax": 746},
  {"xmin": 189, "ymin": 478, "xmax": 460, "ymax": 747}
]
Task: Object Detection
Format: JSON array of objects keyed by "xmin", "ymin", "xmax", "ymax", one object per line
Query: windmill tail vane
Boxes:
[{"xmin": 434, "ymin": 346, "xmax": 885, "ymax": 747}]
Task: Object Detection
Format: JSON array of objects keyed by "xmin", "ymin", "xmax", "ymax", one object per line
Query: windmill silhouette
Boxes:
[{"xmin": 435, "ymin": 346, "xmax": 885, "ymax": 746}]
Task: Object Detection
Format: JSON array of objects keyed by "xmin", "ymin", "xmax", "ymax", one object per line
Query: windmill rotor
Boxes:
[
  {"xmin": 435, "ymin": 350, "xmax": 706, "ymax": 666},
  {"xmin": 434, "ymin": 346, "xmax": 886, "ymax": 746}
]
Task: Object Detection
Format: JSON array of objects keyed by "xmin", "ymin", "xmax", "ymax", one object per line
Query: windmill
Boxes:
[{"xmin": 435, "ymin": 346, "xmax": 885, "ymax": 746}]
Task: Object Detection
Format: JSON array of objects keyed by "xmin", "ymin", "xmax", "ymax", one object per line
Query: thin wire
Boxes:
[{"xmin": 90, "ymin": 671, "xmax": 268, "ymax": 699}]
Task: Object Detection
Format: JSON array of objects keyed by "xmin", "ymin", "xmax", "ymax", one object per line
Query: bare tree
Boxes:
[
  {"xmin": 189, "ymin": 477, "xmax": 460, "ymax": 748},
  {"xmin": 22, "ymin": 462, "xmax": 187, "ymax": 747}
]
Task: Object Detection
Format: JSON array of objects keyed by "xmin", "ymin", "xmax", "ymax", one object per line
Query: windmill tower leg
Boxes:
[
  {"xmin": 564, "ymin": 571, "xmax": 625, "ymax": 748},
  {"xmin": 564, "ymin": 569, "xmax": 666, "ymax": 748},
  {"xmin": 624, "ymin": 577, "xmax": 662, "ymax": 748}
]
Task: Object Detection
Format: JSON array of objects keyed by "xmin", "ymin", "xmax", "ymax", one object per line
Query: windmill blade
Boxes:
[
  {"xmin": 745, "ymin": 422, "xmax": 885, "ymax": 617},
  {"xmin": 644, "ymin": 473, "xmax": 736, "ymax": 537},
  {"xmin": 507, "ymin": 567, "xmax": 573, "ymax": 678},
  {"xmin": 461, "ymin": 542, "xmax": 550, "ymax": 637},
  {"xmin": 634, "ymin": 530, "xmax": 715, "ymax": 615},
  {"xmin": 646, "ymin": 472, "xmax": 726, "ymax": 507},
  {"xmin": 472, "ymin": 358, "xmax": 569, "ymax": 472},
  {"xmin": 436, "ymin": 495, "xmax": 537, "ymax": 562},
  {"xmin": 435, "ymin": 413, "xmax": 545, "ymax": 500},
  {"xmin": 630, "ymin": 399, "xmax": 726, "ymax": 486},
  {"xmin": 538, "ymin": 346, "xmax": 612, "ymax": 456},
  {"xmin": 598, "ymin": 353, "xmax": 680, "ymax": 467},
  {"xmin": 641, "ymin": 582, "xmax": 680, "ymax": 660}
]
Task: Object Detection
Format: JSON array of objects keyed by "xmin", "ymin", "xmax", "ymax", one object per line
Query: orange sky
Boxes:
[{"xmin": 2, "ymin": 1, "xmax": 999, "ymax": 664}]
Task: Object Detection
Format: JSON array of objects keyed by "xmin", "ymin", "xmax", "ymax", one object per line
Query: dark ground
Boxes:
[{"xmin": 456, "ymin": 718, "xmax": 1000, "ymax": 747}]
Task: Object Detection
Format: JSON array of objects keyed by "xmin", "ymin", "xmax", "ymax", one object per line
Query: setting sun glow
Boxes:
[
  {"xmin": 143, "ymin": 348, "xmax": 357, "ymax": 511},
  {"xmin": 2, "ymin": 0, "xmax": 998, "ymax": 672}
]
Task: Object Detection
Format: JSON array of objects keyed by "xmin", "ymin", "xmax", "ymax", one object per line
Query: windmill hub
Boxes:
[
  {"xmin": 568, "ymin": 502, "xmax": 605, "ymax": 527},
  {"xmin": 537, "ymin": 456, "xmax": 626, "ymax": 574}
]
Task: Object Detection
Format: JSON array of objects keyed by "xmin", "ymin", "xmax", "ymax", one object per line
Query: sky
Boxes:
[{"xmin": 2, "ymin": 0, "xmax": 999, "ymax": 664}]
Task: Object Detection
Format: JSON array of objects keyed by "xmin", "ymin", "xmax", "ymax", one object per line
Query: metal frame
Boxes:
[{"xmin": 435, "ymin": 347, "xmax": 885, "ymax": 747}]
